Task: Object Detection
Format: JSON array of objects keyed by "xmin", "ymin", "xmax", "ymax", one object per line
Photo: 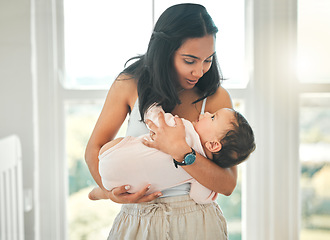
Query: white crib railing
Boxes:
[{"xmin": 0, "ymin": 135, "xmax": 24, "ymax": 240}]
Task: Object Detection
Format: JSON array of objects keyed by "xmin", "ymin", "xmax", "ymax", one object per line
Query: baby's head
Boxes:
[{"xmin": 193, "ymin": 108, "xmax": 256, "ymax": 168}]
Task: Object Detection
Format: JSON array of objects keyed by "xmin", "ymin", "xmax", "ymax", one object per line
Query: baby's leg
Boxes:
[
  {"xmin": 88, "ymin": 187, "xmax": 108, "ymax": 200},
  {"xmin": 99, "ymin": 137, "xmax": 124, "ymax": 155},
  {"xmin": 89, "ymin": 137, "xmax": 125, "ymax": 201}
]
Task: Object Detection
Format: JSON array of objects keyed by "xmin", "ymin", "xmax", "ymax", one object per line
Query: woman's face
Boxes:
[{"xmin": 173, "ymin": 34, "xmax": 215, "ymax": 90}]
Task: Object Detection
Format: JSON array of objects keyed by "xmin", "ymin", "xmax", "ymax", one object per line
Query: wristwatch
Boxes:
[{"xmin": 173, "ymin": 148, "xmax": 196, "ymax": 168}]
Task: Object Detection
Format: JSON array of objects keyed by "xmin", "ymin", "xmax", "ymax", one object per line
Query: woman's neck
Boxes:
[{"xmin": 172, "ymin": 88, "xmax": 204, "ymax": 122}]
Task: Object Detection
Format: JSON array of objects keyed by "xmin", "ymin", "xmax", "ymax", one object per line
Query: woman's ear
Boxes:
[{"xmin": 205, "ymin": 140, "xmax": 222, "ymax": 153}]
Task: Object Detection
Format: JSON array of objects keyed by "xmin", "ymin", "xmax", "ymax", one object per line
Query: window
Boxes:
[
  {"xmin": 298, "ymin": 0, "xmax": 330, "ymax": 239},
  {"xmin": 63, "ymin": 1, "xmax": 246, "ymax": 239},
  {"xmin": 62, "ymin": 0, "xmax": 246, "ymax": 239},
  {"xmin": 299, "ymin": 94, "xmax": 330, "ymax": 239},
  {"xmin": 63, "ymin": 0, "xmax": 152, "ymax": 89}
]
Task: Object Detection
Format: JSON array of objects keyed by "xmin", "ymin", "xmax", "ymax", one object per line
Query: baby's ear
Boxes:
[{"xmin": 205, "ymin": 140, "xmax": 222, "ymax": 153}]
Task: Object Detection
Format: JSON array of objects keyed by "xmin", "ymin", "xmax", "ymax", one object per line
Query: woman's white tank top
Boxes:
[{"xmin": 125, "ymin": 98, "xmax": 207, "ymax": 197}]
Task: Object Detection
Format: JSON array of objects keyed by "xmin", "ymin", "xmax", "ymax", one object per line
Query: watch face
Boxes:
[{"xmin": 185, "ymin": 153, "xmax": 196, "ymax": 165}]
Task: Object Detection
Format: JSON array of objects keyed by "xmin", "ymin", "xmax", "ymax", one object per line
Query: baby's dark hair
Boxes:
[{"xmin": 212, "ymin": 111, "xmax": 256, "ymax": 168}]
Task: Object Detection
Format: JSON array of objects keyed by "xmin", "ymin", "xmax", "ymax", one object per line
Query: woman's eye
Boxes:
[
  {"xmin": 205, "ymin": 59, "xmax": 212, "ymax": 63},
  {"xmin": 184, "ymin": 59, "xmax": 194, "ymax": 64},
  {"xmin": 211, "ymin": 115, "xmax": 215, "ymax": 120}
]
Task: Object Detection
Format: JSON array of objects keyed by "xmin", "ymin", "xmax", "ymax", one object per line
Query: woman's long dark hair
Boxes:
[{"xmin": 121, "ymin": 3, "xmax": 223, "ymax": 120}]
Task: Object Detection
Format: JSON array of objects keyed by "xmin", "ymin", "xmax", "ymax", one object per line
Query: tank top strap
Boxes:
[
  {"xmin": 201, "ymin": 98, "xmax": 207, "ymax": 114},
  {"xmin": 125, "ymin": 98, "xmax": 149, "ymax": 137}
]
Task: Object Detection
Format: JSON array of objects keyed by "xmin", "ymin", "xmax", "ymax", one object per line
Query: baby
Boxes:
[{"xmin": 89, "ymin": 104, "xmax": 255, "ymax": 204}]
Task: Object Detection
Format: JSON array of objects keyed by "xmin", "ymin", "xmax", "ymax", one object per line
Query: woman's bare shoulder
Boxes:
[
  {"xmin": 109, "ymin": 73, "xmax": 138, "ymax": 106},
  {"xmin": 92, "ymin": 74, "xmax": 137, "ymax": 143},
  {"xmin": 112, "ymin": 73, "xmax": 137, "ymax": 90},
  {"xmin": 206, "ymin": 86, "xmax": 233, "ymax": 111}
]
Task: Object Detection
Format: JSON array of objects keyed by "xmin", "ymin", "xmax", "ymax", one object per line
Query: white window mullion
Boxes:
[
  {"xmin": 33, "ymin": 0, "xmax": 67, "ymax": 239},
  {"xmin": 244, "ymin": 1, "xmax": 299, "ymax": 240},
  {"xmin": 60, "ymin": 89, "xmax": 108, "ymax": 102},
  {"xmin": 299, "ymin": 83, "xmax": 330, "ymax": 93}
]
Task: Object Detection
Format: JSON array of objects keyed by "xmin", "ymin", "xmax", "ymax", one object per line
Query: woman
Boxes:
[{"xmin": 85, "ymin": 3, "xmax": 236, "ymax": 239}]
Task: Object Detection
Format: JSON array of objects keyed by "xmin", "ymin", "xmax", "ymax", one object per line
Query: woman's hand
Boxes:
[
  {"xmin": 142, "ymin": 110, "xmax": 237, "ymax": 195},
  {"xmin": 105, "ymin": 185, "xmax": 162, "ymax": 204},
  {"xmin": 142, "ymin": 112, "xmax": 191, "ymax": 160}
]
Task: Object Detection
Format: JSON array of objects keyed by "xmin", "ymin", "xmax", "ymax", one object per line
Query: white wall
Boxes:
[{"xmin": 0, "ymin": 1, "xmax": 36, "ymax": 239}]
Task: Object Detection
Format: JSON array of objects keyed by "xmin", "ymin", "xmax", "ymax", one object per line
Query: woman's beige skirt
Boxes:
[{"xmin": 108, "ymin": 195, "xmax": 228, "ymax": 240}]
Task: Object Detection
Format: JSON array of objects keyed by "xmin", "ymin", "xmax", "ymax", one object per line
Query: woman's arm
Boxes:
[
  {"xmin": 85, "ymin": 77, "xmax": 131, "ymax": 191},
  {"xmin": 143, "ymin": 114, "xmax": 237, "ymax": 195},
  {"xmin": 182, "ymin": 151, "xmax": 237, "ymax": 196},
  {"xmin": 142, "ymin": 86, "xmax": 237, "ymax": 195},
  {"xmin": 85, "ymin": 76, "xmax": 161, "ymax": 203}
]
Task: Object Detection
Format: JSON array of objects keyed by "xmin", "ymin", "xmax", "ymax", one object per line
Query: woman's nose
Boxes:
[{"xmin": 192, "ymin": 64, "xmax": 204, "ymax": 78}]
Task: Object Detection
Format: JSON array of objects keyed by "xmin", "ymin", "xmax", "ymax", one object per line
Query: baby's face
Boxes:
[{"xmin": 193, "ymin": 108, "xmax": 236, "ymax": 143}]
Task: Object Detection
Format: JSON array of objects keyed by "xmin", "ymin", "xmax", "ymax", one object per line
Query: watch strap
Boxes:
[{"xmin": 173, "ymin": 148, "xmax": 196, "ymax": 168}]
